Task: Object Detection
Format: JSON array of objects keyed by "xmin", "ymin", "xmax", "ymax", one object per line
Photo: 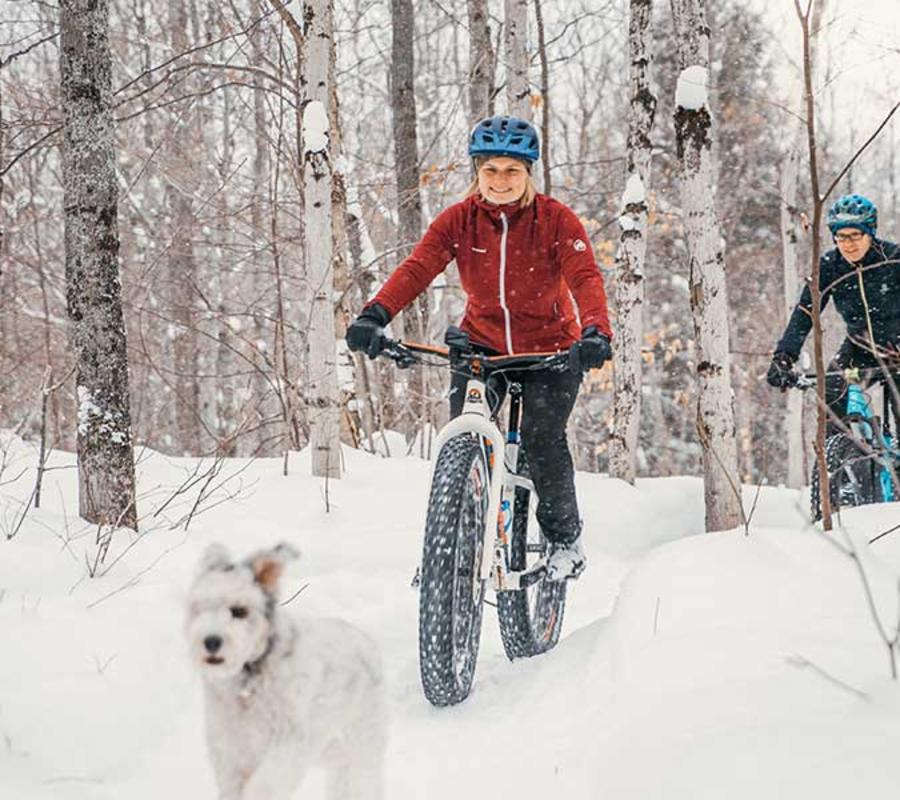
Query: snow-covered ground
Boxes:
[{"xmin": 3, "ymin": 430, "xmax": 900, "ymax": 799}]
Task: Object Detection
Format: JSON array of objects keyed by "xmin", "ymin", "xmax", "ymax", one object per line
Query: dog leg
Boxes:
[
  {"xmin": 209, "ymin": 748, "xmax": 245, "ymax": 800},
  {"xmin": 241, "ymin": 746, "xmax": 307, "ymax": 800}
]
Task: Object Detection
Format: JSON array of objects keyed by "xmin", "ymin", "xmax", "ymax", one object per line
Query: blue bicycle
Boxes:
[{"xmin": 793, "ymin": 369, "xmax": 899, "ymax": 520}]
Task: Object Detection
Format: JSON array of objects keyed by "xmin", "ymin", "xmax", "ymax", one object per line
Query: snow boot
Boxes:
[{"xmin": 545, "ymin": 538, "xmax": 586, "ymax": 582}]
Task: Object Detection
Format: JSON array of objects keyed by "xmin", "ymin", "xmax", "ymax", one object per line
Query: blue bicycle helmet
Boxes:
[
  {"xmin": 826, "ymin": 194, "xmax": 877, "ymax": 237},
  {"xmin": 468, "ymin": 115, "xmax": 540, "ymax": 164}
]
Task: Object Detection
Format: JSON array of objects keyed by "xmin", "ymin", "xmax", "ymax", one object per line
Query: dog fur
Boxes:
[{"xmin": 186, "ymin": 543, "xmax": 387, "ymax": 800}]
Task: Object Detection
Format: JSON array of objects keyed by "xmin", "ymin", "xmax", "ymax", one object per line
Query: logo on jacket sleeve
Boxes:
[{"xmin": 573, "ymin": 239, "xmax": 587, "ymax": 252}]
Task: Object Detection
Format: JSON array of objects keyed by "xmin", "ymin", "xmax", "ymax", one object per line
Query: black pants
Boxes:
[
  {"xmin": 826, "ymin": 338, "xmax": 900, "ymax": 432},
  {"xmin": 448, "ymin": 365, "xmax": 583, "ymax": 544}
]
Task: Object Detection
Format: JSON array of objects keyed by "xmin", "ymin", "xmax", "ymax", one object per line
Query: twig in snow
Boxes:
[
  {"xmin": 812, "ymin": 523, "xmax": 899, "ymax": 679},
  {"xmin": 86, "ymin": 542, "xmax": 185, "ymax": 608},
  {"xmin": 93, "ymin": 654, "xmax": 117, "ymax": 676},
  {"xmin": 281, "ymin": 582, "xmax": 310, "ymax": 606},
  {"xmin": 785, "ymin": 654, "xmax": 869, "ymax": 700},
  {"xmin": 869, "ymin": 522, "xmax": 900, "ymax": 546}
]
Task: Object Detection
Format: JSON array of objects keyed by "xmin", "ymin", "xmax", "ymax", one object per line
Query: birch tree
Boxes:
[
  {"xmin": 504, "ymin": 0, "xmax": 531, "ymax": 119},
  {"xmin": 303, "ymin": 0, "xmax": 341, "ymax": 479},
  {"xmin": 780, "ymin": 129, "xmax": 806, "ymax": 488},
  {"xmin": 610, "ymin": 0, "xmax": 656, "ymax": 484},
  {"xmin": 59, "ymin": 0, "xmax": 138, "ymax": 529},
  {"xmin": 671, "ymin": 0, "xmax": 741, "ymax": 531},
  {"xmin": 467, "ymin": 0, "xmax": 495, "ymax": 125}
]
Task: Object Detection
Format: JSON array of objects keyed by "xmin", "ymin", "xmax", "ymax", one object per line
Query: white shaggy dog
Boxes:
[{"xmin": 186, "ymin": 542, "xmax": 387, "ymax": 800}]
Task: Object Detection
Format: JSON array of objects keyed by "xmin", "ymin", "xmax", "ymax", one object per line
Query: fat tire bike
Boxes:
[
  {"xmin": 789, "ymin": 370, "xmax": 899, "ymax": 521},
  {"xmin": 379, "ymin": 328, "xmax": 572, "ymax": 706}
]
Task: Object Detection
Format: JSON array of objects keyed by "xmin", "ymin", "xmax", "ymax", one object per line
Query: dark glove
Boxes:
[
  {"xmin": 569, "ymin": 326, "xmax": 612, "ymax": 373},
  {"xmin": 346, "ymin": 303, "xmax": 391, "ymax": 359},
  {"xmin": 766, "ymin": 351, "xmax": 797, "ymax": 390}
]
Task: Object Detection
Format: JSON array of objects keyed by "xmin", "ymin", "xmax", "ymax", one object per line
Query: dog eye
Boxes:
[{"xmin": 230, "ymin": 606, "xmax": 249, "ymax": 619}]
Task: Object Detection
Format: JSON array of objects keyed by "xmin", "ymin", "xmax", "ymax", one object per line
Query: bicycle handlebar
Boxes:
[{"xmin": 379, "ymin": 337, "xmax": 571, "ymax": 373}]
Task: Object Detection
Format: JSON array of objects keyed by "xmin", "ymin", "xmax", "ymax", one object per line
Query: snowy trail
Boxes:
[{"xmin": 3, "ymin": 433, "xmax": 900, "ymax": 799}]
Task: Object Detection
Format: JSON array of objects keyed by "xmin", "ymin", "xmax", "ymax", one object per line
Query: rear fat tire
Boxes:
[
  {"xmin": 497, "ymin": 450, "xmax": 567, "ymax": 660},
  {"xmin": 418, "ymin": 434, "xmax": 488, "ymax": 706},
  {"xmin": 810, "ymin": 432, "xmax": 881, "ymax": 521}
]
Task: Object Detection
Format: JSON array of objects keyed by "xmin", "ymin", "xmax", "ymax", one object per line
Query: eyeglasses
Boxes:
[{"xmin": 834, "ymin": 231, "xmax": 867, "ymax": 243}]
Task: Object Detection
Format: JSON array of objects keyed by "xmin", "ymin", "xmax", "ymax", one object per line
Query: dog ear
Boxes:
[
  {"xmin": 249, "ymin": 542, "xmax": 300, "ymax": 591},
  {"xmin": 199, "ymin": 543, "xmax": 231, "ymax": 573}
]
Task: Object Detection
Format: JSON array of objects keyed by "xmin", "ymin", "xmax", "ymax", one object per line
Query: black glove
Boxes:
[
  {"xmin": 569, "ymin": 326, "xmax": 612, "ymax": 373},
  {"xmin": 346, "ymin": 303, "xmax": 391, "ymax": 359},
  {"xmin": 766, "ymin": 351, "xmax": 797, "ymax": 390}
]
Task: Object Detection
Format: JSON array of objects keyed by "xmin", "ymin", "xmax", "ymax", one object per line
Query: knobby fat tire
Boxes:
[
  {"xmin": 810, "ymin": 433, "xmax": 881, "ymax": 521},
  {"xmin": 418, "ymin": 433, "xmax": 488, "ymax": 706},
  {"xmin": 497, "ymin": 448, "xmax": 567, "ymax": 659}
]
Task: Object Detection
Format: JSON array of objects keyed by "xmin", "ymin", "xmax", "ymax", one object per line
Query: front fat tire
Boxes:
[
  {"xmin": 497, "ymin": 453, "xmax": 567, "ymax": 660},
  {"xmin": 418, "ymin": 434, "xmax": 488, "ymax": 706},
  {"xmin": 810, "ymin": 432, "xmax": 881, "ymax": 521}
]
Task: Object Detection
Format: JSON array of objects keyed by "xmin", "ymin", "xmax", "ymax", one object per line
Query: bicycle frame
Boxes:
[
  {"xmin": 378, "ymin": 334, "xmax": 564, "ymax": 592},
  {"xmin": 796, "ymin": 371, "xmax": 899, "ymax": 502},
  {"xmin": 428, "ymin": 370, "xmax": 538, "ymax": 592}
]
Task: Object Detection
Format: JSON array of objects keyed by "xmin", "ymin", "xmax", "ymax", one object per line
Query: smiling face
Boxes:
[
  {"xmin": 834, "ymin": 227, "xmax": 872, "ymax": 263},
  {"xmin": 476, "ymin": 156, "xmax": 530, "ymax": 204}
]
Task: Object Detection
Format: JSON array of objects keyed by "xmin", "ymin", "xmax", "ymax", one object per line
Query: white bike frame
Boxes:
[{"xmin": 428, "ymin": 373, "xmax": 537, "ymax": 592}]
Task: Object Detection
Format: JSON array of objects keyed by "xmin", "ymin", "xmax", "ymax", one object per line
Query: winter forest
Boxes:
[
  {"xmin": 6, "ymin": 1, "xmax": 900, "ymax": 798},
  {"xmin": 3, "ymin": 0, "xmax": 897, "ymax": 508}
]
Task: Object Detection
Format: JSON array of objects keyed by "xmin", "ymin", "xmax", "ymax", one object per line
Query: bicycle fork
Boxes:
[{"xmin": 427, "ymin": 379, "xmax": 539, "ymax": 593}]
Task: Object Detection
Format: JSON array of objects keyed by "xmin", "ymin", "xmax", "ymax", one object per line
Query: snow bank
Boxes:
[{"xmin": 2, "ymin": 431, "xmax": 900, "ymax": 799}]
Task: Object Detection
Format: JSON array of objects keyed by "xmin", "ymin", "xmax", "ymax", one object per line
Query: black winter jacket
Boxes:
[{"xmin": 775, "ymin": 238, "xmax": 900, "ymax": 359}]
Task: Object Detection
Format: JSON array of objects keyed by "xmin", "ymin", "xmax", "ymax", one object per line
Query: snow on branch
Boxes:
[
  {"xmin": 621, "ymin": 173, "xmax": 646, "ymax": 207},
  {"xmin": 675, "ymin": 65, "xmax": 708, "ymax": 111},
  {"xmin": 303, "ymin": 100, "xmax": 330, "ymax": 156}
]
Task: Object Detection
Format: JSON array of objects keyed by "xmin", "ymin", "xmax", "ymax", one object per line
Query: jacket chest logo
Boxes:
[{"xmin": 471, "ymin": 246, "xmax": 487, "ymax": 254}]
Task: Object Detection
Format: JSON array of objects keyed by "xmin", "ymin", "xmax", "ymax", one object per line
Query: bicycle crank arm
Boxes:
[{"xmin": 493, "ymin": 564, "xmax": 547, "ymax": 592}]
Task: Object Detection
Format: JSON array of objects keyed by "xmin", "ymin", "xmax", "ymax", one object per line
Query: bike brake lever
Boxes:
[{"xmin": 382, "ymin": 342, "xmax": 416, "ymax": 369}]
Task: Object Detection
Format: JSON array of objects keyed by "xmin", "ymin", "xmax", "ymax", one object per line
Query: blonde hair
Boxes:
[{"xmin": 465, "ymin": 156, "xmax": 537, "ymax": 207}]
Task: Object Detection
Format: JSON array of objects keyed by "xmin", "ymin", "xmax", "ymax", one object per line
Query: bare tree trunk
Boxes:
[
  {"xmin": 780, "ymin": 129, "xmax": 805, "ymax": 488},
  {"xmin": 303, "ymin": 0, "xmax": 341, "ymax": 479},
  {"xmin": 611, "ymin": 0, "xmax": 655, "ymax": 485},
  {"xmin": 60, "ymin": 0, "xmax": 138, "ymax": 530},
  {"xmin": 467, "ymin": 0, "xmax": 495, "ymax": 126},
  {"xmin": 671, "ymin": 0, "xmax": 741, "ymax": 531},
  {"xmin": 391, "ymin": 0, "xmax": 427, "ymax": 449},
  {"xmin": 166, "ymin": 0, "xmax": 200, "ymax": 455},
  {"xmin": 782, "ymin": 0, "xmax": 827, "ymax": 488},
  {"xmin": 504, "ymin": 0, "xmax": 531, "ymax": 119},
  {"xmin": 248, "ymin": 0, "xmax": 273, "ymax": 454},
  {"xmin": 330, "ymin": 73, "xmax": 358, "ymax": 449},
  {"xmin": 533, "ymin": 0, "xmax": 551, "ymax": 192},
  {"xmin": 795, "ymin": 0, "xmax": 831, "ymax": 528}
]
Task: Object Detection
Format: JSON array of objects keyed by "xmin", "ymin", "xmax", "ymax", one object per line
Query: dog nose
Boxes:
[{"xmin": 204, "ymin": 635, "xmax": 223, "ymax": 654}]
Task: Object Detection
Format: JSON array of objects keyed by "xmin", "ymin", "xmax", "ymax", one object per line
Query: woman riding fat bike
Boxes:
[{"xmin": 347, "ymin": 114, "xmax": 613, "ymax": 581}]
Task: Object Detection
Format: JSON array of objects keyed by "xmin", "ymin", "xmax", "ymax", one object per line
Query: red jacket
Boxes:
[{"xmin": 368, "ymin": 193, "xmax": 612, "ymax": 354}]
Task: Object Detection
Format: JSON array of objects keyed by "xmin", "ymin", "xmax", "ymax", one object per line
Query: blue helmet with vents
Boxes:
[
  {"xmin": 826, "ymin": 194, "xmax": 877, "ymax": 237},
  {"xmin": 468, "ymin": 115, "xmax": 540, "ymax": 164}
]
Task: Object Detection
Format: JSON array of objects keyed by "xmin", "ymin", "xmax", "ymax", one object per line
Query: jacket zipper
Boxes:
[{"xmin": 499, "ymin": 212, "xmax": 513, "ymax": 353}]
